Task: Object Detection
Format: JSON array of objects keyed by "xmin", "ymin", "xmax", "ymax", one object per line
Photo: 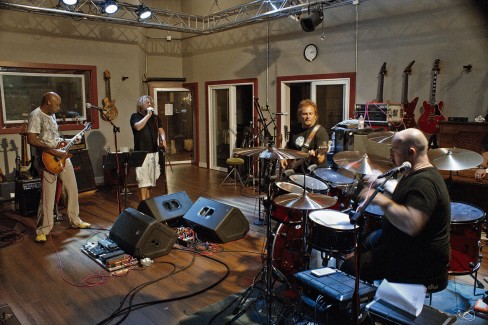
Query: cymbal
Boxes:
[
  {"xmin": 333, "ymin": 151, "xmax": 394, "ymax": 175},
  {"xmin": 427, "ymin": 148, "xmax": 483, "ymax": 171},
  {"xmin": 233, "ymin": 146, "xmax": 308, "ymax": 160},
  {"xmin": 273, "ymin": 192, "xmax": 337, "ymax": 210},
  {"xmin": 367, "ymin": 131, "xmax": 395, "ymax": 145}
]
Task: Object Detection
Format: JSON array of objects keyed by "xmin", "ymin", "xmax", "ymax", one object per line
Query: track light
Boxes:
[
  {"xmin": 300, "ymin": 10, "xmax": 323, "ymax": 32},
  {"xmin": 62, "ymin": 0, "xmax": 78, "ymax": 5},
  {"xmin": 103, "ymin": 0, "xmax": 118, "ymax": 14},
  {"xmin": 136, "ymin": 5, "xmax": 152, "ymax": 20}
]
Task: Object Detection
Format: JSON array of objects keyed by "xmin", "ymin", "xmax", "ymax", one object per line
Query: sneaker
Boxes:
[
  {"xmin": 73, "ymin": 221, "xmax": 91, "ymax": 229},
  {"xmin": 35, "ymin": 234, "xmax": 47, "ymax": 243}
]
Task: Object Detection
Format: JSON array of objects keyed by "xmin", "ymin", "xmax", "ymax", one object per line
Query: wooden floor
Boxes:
[{"xmin": 0, "ymin": 164, "xmax": 487, "ymax": 324}]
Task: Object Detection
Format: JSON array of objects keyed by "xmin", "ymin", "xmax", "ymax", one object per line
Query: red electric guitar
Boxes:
[
  {"xmin": 401, "ymin": 60, "xmax": 419, "ymax": 129},
  {"xmin": 418, "ymin": 59, "xmax": 445, "ymax": 134}
]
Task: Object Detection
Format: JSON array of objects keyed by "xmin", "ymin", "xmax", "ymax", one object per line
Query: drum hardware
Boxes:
[{"xmin": 333, "ymin": 151, "xmax": 394, "ymax": 176}]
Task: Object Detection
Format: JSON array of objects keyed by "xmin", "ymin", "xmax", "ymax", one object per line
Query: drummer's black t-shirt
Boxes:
[{"xmin": 382, "ymin": 167, "xmax": 451, "ymax": 283}]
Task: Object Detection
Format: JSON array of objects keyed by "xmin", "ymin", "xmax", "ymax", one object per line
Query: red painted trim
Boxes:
[{"xmin": 0, "ymin": 61, "xmax": 99, "ymax": 134}]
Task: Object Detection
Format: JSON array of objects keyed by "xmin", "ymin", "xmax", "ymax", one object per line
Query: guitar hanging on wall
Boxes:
[
  {"xmin": 373, "ymin": 62, "xmax": 387, "ymax": 102},
  {"xmin": 42, "ymin": 122, "xmax": 92, "ymax": 175},
  {"xmin": 401, "ymin": 60, "xmax": 419, "ymax": 129},
  {"xmin": 101, "ymin": 70, "xmax": 118, "ymax": 121},
  {"xmin": 418, "ymin": 59, "xmax": 445, "ymax": 135}
]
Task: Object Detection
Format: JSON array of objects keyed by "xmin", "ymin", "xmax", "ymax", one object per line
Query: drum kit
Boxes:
[{"xmin": 230, "ymin": 132, "xmax": 486, "ymax": 322}]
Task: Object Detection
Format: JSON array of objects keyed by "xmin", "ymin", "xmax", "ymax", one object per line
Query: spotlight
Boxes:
[
  {"xmin": 103, "ymin": 0, "xmax": 118, "ymax": 14},
  {"xmin": 62, "ymin": 0, "xmax": 78, "ymax": 5},
  {"xmin": 300, "ymin": 10, "xmax": 323, "ymax": 32},
  {"xmin": 136, "ymin": 5, "xmax": 152, "ymax": 20}
]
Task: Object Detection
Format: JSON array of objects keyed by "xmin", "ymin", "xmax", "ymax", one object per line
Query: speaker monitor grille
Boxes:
[
  {"xmin": 109, "ymin": 208, "xmax": 177, "ymax": 259},
  {"xmin": 137, "ymin": 191, "xmax": 192, "ymax": 226},
  {"xmin": 183, "ymin": 197, "xmax": 249, "ymax": 243}
]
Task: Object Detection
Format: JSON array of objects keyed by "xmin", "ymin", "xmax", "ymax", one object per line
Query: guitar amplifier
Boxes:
[
  {"xmin": 15, "ymin": 178, "xmax": 41, "ymax": 216},
  {"xmin": 355, "ymin": 103, "xmax": 388, "ymax": 122}
]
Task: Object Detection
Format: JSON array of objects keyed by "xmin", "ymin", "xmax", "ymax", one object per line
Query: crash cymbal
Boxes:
[
  {"xmin": 367, "ymin": 131, "xmax": 395, "ymax": 145},
  {"xmin": 233, "ymin": 146, "xmax": 309, "ymax": 160},
  {"xmin": 333, "ymin": 151, "xmax": 394, "ymax": 175},
  {"xmin": 427, "ymin": 148, "xmax": 483, "ymax": 171},
  {"xmin": 273, "ymin": 192, "xmax": 337, "ymax": 210}
]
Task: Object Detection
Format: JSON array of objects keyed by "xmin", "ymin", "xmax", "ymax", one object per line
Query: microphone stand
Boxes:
[
  {"xmin": 349, "ymin": 174, "xmax": 393, "ymax": 325},
  {"xmin": 90, "ymin": 106, "xmax": 122, "ymax": 215}
]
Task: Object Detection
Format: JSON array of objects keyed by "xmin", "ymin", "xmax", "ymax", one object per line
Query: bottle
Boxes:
[{"xmin": 358, "ymin": 115, "xmax": 365, "ymax": 129}]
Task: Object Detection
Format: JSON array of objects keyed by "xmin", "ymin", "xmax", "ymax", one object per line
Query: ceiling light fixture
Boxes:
[
  {"xmin": 300, "ymin": 9, "xmax": 323, "ymax": 32},
  {"xmin": 62, "ymin": 0, "xmax": 78, "ymax": 5},
  {"xmin": 103, "ymin": 0, "xmax": 118, "ymax": 14},
  {"xmin": 136, "ymin": 5, "xmax": 152, "ymax": 20}
]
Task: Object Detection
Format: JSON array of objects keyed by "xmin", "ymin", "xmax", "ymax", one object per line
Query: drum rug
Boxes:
[{"xmin": 179, "ymin": 280, "xmax": 488, "ymax": 324}]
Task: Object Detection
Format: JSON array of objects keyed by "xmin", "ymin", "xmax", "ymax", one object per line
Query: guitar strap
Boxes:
[{"xmin": 302, "ymin": 124, "xmax": 322, "ymax": 150}]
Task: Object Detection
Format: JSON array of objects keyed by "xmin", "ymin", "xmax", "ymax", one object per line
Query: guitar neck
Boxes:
[
  {"xmin": 430, "ymin": 73, "xmax": 438, "ymax": 106},
  {"xmin": 376, "ymin": 77, "xmax": 384, "ymax": 102},
  {"xmin": 401, "ymin": 73, "xmax": 409, "ymax": 105},
  {"xmin": 105, "ymin": 79, "xmax": 111, "ymax": 100}
]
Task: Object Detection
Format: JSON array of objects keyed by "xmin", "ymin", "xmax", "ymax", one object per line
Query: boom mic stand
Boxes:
[{"xmin": 349, "ymin": 174, "xmax": 392, "ymax": 325}]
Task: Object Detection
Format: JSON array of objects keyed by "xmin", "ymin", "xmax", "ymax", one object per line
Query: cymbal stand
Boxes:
[
  {"xmin": 348, "ymin": 174, "xmax": 392, "ymax": 325},
  {"xmin": 229, "ymin": 159, "xmax": 279, "ymax": 325}
]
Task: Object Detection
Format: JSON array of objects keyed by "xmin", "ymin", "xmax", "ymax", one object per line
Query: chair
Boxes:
[{"xmin": 220, "ymin": 157, "xmax": 245, "ymax": 187}]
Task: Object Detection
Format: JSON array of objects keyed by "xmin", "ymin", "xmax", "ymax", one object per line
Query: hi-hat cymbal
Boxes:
[
  {"xmin": 427, "ymin": 148, "xmax": 483, "ymax": 171},
  {"xmin": 233, "ymin": 146, "xmax": 309, "ymax": 160},
  {"xmin": 367, "ymin": 131, "xmax": 395, "ymax": 145},
  {"xmin": 333, "ymin": 151, "xmax": 394, "ymax": 175},
  {"xmin": 273, "ymin": 192, "xmax": 337, "ymax": 210}
]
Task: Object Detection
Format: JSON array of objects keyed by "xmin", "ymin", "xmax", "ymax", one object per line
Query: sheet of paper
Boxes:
[{"xmin": 375, "ymin": 279, "xmax": 426, "ymax": 317}]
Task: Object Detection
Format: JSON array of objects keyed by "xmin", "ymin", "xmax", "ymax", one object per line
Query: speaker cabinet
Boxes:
[
  {"xmin": 137, "ymin": 191, "xmax": 192, "ymax": 227},
  {"xmin": 15, "ymin": 178, "xmax": 41, "ymax": 216},
  {"xmin": 109, "ymin": 208, "xmax": 177, "ymax": 259},
  {"xmin": 70, "ymin": 150, "xmax": 96, "ymax": 192},
  {"xmin": 183, "ymin": 197, "xmax": 249, "ymax": 243}
]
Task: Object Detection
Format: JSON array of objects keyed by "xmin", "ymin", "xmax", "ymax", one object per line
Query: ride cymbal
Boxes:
[
  {"xmin": 333, "ymin": 151, "xmax": 394, "ymax": 175},
  {"xmin": 273, "ymin": 192, "xmax": 337, "ymax": 210},
  {"xmin": 233, "ymin": 146, "xmax": 308, "ymax": 160},
  {"xmin": 427, "ymin": 148, "xmax": 483, "ymax": 171}
]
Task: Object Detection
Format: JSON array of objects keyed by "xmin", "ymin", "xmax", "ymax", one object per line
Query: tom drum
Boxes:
[{"xmin": 313, "ymin": 168, "xmax": 357, "ymax": 210}]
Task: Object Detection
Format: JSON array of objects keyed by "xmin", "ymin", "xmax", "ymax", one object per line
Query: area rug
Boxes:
[{"xmin": 180, "ymin": 280, "xmax": 488, "ymax": 325}]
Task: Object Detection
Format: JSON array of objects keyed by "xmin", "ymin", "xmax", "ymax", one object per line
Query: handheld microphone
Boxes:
[
  {"xmin": 377, "ymin": 161, "xmax": 412, "ymax": 179},
  {"xmin": 85, "ymin": 103, "xmax": 103, "ymax": 112}
]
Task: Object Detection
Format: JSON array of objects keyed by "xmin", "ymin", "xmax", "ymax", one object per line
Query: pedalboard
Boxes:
[{"xmin": 81, "ymin": 238, "xmax": 137, "ymax": 272}]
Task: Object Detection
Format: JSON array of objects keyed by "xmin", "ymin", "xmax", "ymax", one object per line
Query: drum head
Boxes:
[
  {"xmin": 313, "ymin": 168, "xmax": 356, "ymax": 186},
  {"xmin": 275, "ymin": 182, "xmax": 307, "ymax": 195},
  {"xmin": 309, "ymin": 210, "xmax": 354, "ymax": 230},
  {"xmin": 289, "ymin": 174, "xmax": 328, "ymax": 191},
  {"xmin": 451, "ymin": 202, "xmax": 485, "ymax": 223}
]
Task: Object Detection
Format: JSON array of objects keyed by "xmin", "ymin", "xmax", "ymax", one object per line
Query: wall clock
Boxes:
[{"xmin": 304, "ymin": 44, "xmax": 318, "ymax": 62}]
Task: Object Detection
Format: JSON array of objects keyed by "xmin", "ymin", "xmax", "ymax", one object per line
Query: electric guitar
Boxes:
[
  {"xmin": 101, "ymin": 70, "xmax": 118, "ymax": 121},
  {"xmin": 42, "ymin": 122, "xmax": 91, "ymax": 174},
  {"xmin": 401, "ymin": 60, "xmax": 419, "ymax": 129},
  {"xmin": 373, "ymin": 62, "xmax": 387, "ymax": 102},
  {"xmin": 418, "ymin": 59, "xmax": 445, "ymax": 134}
]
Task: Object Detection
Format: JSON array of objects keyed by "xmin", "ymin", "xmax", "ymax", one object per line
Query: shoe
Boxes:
[
  {"xmin": 73, "ymin": 221, "xmax": 91, "ymax": 229},
  {"xmin": 35, "ymin": 234, "xmax": 47, "ymax": 243}
]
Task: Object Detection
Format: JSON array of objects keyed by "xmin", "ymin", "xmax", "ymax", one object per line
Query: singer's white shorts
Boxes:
[{"xmin": 136, "ymin": 152, "xmax": 161, "ymax": 188}]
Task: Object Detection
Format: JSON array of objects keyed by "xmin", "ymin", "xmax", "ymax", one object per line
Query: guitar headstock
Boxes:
[
  {"xmin": 84, "ymin": 122, "xmax": 92, "ymax": 131},
  {"xmin": 380, "ymin": 62, "xmax": 387, "ymax": 76},
  {"xmin": 432, "ymin": 59, "xmax": 441, "ymax": 73},
  {"xmin": 103, "ymin": 70, "xmax": 111, "ymax": 80},
  {"xmin": 404, "ymin": 60, "xmax": 415, "ymax": 74}
]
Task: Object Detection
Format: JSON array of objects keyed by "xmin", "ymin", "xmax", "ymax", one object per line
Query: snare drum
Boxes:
[
  {"xmin": 308, "ymin": 209, "xmax": 358, "ymax": 253},
  {"xmin": 271, "ymin": 182, "xmax": 306, "ymax": 224},
  {"xmin": 449, "ymin": 202, "xmax": 486, "ymax": 274},
  {"xmin": 289, "ymin": 174, "xmax": 329, "ymax": 193},
  {"xmin": 313, "ymin": 168, "xmax": 357, "ymax": 210}
]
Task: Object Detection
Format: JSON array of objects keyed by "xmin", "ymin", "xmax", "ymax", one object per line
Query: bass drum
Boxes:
[
  {"xmin": 272, "ymin": 223, "xmax": 305, "ymax": 282},
  {"xmin": 450, "ymin": 202, "xmax": 486, "ymax": 274},
  {"xmin": 313, "ymin": 168, "xmax": 357, "ymax": 210}
]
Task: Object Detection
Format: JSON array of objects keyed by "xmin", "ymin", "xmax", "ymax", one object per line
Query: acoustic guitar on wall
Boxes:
[
  {"xmin": 418, "ymin": 59, "xmax": 445, "ymax": 135},
  {"xmin": 401, "ymin": 60, "xmax": 419, "ymax": 129},
  {"xmin": 42, "ymin": 122, "xmax": 92, "ymax": 174},
  {"xmin": 101, "ymin": 70, "xmax": 118, "ymax": 121}
]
